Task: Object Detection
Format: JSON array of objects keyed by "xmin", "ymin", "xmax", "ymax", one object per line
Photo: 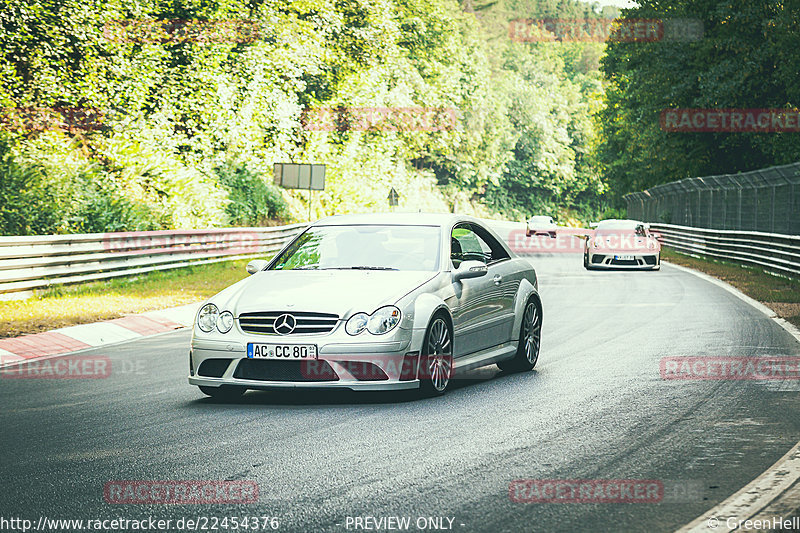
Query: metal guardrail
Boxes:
[
  {"xmin": 0, "ymin": 224, "xmax": 307, "ymax": 294},
  {"xmin": 650, "ymin": 223, "xmax": 800, "ymax": 278}
]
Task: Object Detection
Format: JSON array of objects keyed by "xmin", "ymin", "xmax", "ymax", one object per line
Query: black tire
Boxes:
[
  {"xmin": 497, "ymin": 299, "xmax": 541, "ymax": 373},
  {"xmin": 199, "ymin": 385, "xmax": 246, "ymax": 401},
  {"xmin": 583, "ymin": 251, "xmax": 589, "ymax": 269},
  {"xmin": 418, "ymin": 315, "xmax": 454, "ymax": 397}
]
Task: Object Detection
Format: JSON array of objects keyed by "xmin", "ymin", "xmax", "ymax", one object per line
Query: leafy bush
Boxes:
[
  {"xmin": 214, "ymin": 162, "xmax": 288, "ymax": 226},
  {"xmin": 99, "ymin": 134, "xmax": 229, "ymax": 229},
  {"xmin": 0, "ymin": 134, "xmax": 158, "ymax": 235},
  {"xmin": 0, "ymin": 136, "xmax": 62, "ymax": 235}
]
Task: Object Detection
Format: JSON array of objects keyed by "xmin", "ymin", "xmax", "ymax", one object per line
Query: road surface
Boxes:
[{"xmin": 1, "ymin": 249, "xmax": 799, "ymax": 532}]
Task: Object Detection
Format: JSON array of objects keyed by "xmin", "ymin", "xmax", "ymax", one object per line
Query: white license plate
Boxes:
[
  {"xmin": 615, "ymin": 255, "xmax": 635, "ymax": 261},
  {"xmin": 247, "ymin": 343, "xmax": 317, "ymax": 360}
]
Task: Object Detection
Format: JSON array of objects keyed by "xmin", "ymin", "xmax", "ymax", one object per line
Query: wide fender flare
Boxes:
[
  {"xmin": 408, "ymin": 293, "xmax": 451, "ymax": 331},
  {"xmin": 511, "ymin": 278, "xmax": 541, "ymax": 339},
  {"xmin": 402, "ymin": 293, "xmax": 451, "ymax": 353}
]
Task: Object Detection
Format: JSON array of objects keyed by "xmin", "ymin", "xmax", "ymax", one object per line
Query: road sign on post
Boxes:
[
  {"xmin": 273, "ymin": 163, "xmax": 326, "ymax": 221},
  {"xmin": 388, "ymin": 187, "xmax": 399, "ymax": 208},
  {"xmin": 273, "ymin": 163, "xmax": 325, "ymax": 190}
]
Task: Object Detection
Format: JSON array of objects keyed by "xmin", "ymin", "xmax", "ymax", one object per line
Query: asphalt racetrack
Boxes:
[{"xmin": 2, "ymin": 236, "xmax": 799, "ymax": 532}]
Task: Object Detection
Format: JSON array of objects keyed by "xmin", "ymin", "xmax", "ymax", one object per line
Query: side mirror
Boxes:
[
  {"xmin": 246, "ymin": 259, "xmax": 269, "ymax": 275},
  {"xmin": 453, "ymin": 260, "xmax": 488, "ymax": 282}
]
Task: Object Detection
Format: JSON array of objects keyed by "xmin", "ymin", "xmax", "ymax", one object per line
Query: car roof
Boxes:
[{"xmin": 312, "ymin": 212, "xmax": 486, "ymax": 228}]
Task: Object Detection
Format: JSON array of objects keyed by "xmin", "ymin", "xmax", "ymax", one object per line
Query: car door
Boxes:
[
  {"xmin": 449, "ymin": 224, "xmax": 515, "ymax": 357},
  {"xmin": 470, "ymin": 224, "xmax": 517, "ymax": 345}
]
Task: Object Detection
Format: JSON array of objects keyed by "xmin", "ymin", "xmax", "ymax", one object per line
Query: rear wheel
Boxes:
[
  {"xmin": 498, "ymin": 299, "xmax": 541, "ymax": 373},
  {"xmin": 418, "ymin": 316, "xmax": 453, "ymax": 397},
  {"xmin": 199, "ymin": 385, "xmax": 246, "ymax": 401}
]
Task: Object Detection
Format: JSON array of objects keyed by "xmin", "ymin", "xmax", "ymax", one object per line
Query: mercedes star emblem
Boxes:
[{"xmin": 274, "ymin": 313, "xmax": 297, "ymax": 335}]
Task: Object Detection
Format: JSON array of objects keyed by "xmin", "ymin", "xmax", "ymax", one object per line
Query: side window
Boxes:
[
  {"xmin": 472, "ymin": 225, "xmax": 510, "ymax": 263},
  {"xmin": 451, "ymin": 225, "xmax": 493, "ymax": 267}
]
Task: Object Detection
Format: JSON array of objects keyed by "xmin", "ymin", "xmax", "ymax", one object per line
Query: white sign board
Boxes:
[{"xmin": 273, "ymin": 163, "xmax": 325, "ymax": 191}]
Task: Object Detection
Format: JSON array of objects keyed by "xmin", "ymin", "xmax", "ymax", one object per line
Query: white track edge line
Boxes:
[{"xmin": 665, "ymin": 260, "xmax": 800, "ymax": 532}]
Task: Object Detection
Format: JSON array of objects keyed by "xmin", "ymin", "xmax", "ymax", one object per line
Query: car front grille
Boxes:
[
  {"xmin": 610, "ymin": 258, "xmax": 639, "ymax": 266},
  {"xmin": 238, "ymin": 311, "xmax": 339, "ymax": 335},
  {"xmin": 233, "ymin": 359, "xmax": 338, "ymax": 382}
]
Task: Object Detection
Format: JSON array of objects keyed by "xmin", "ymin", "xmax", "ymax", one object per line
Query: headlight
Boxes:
[
  {"xmin": 197, "ymin": 304, "xmax": 219, "ymax": 332},
  {"xmin": 217, "ymin": 311, "xmax": 234, "ymax": 333},
  {"xmin": 345, "ymin": 312, "xmax": 369, "ymax": 336},
  {"xmin": 367, "ymin": 306, "xmax": 401, "ymax": 335},
  {"xmin": 345, "ymin": 307, "xmax": 402, "ymax": 336}
]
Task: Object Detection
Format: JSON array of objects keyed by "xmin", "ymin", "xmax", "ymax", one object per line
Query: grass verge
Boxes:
[
  {"xmin": 0, "ymin": 259, "xmax": 255, "ymax": 338},
  {"xmin": 662, "ymin": 248, "xmax": 800, "ymax": 329},
  {"xmin": 4, "ymin": 249, "xmax": 797, "ymax": 339}
]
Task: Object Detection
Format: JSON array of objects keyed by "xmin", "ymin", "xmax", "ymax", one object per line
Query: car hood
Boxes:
[{"xmin": 212, "ymin": 270, "xmax": 439, "ymax": 317}]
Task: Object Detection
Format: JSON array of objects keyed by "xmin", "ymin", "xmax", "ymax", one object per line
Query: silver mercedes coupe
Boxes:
[{"xmin": 188, "ymin": 213, "xmax": 542, "ymax": 398}]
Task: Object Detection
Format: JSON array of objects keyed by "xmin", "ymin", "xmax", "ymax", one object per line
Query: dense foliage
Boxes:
[
  {"xmin": 0, "ymin": 0, "xmax": 608, "ymax": 235},
  {"xmin": 598, "ymin": 0, "xmax": 800, "ymax": 202}
]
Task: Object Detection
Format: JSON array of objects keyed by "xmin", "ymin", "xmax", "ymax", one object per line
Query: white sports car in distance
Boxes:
[
  {"xmin": 583, "ymin": 219, "xmax": 661, "ymax": 270},
  {"xmin": 526, "ymin": 215, "xmax": 558, "ymax": 238}
]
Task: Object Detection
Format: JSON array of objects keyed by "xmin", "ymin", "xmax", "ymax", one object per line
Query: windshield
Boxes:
[
  {"xmin": 596, "ymin": 221, "xmax": 647, "ymax": 236},
  {"xmin": 597, "ymin": 220, "xmax": 640, "ymax": 230},
  {"xmin": 269, "ymin": 225, "xmax": 441, "ymax": 272}
]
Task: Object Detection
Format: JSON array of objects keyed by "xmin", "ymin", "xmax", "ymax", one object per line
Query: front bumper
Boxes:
[
  {"xmin": 188, "ymin": 375, "xmax": 420, "ymax": 391},
  {"xmin": 587, "ymin": 250, "xmax": 660, "ymax": 269},
  {"xmin": 188, "ymin": 327, "xmax": 424, "ymax": 392}
]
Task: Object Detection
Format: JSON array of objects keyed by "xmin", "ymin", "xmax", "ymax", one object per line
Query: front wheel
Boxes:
[
  {"xmin": 199, "ymin": 385, "xmax": 246, "ymax": 401},
  {"xmin": 418, "ymin": 316, "xmax": 453, "ymax": 397},
  {"xmin": 498, "ymin": 299, "xmax": 541, "ymax": 373}
]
